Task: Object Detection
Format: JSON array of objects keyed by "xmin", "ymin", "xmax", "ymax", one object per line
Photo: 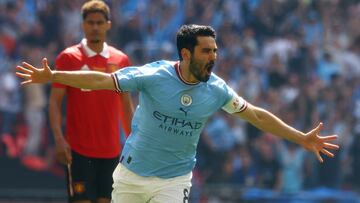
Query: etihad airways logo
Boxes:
[{"xmin": 153, "ymin": 111, "xmax": 202, "ymax": 130}]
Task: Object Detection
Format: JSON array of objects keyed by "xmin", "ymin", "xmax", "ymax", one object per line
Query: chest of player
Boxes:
[
  {"xmin": 142, "ymin": 81, "xmax": 222, "ymax": 120},
  {"xmin": 74, "ymin": 56, "xmax": 119, "ymax": 73}
]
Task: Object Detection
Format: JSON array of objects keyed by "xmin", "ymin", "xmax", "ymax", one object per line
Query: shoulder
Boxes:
[
  {"xmin": 108, "ymin": 45, "xmax": 128, "ymax": 58},
  {"xmin": 206, "ymin": 73, "xmax": 234, "ymax": 97},
  {"xmin": 56, "ymin": 44, "xmax": 82, "ymax": 61},
  {"xmin": 140, "ymin": 60, "xmax": 176, "ymax": 74},
  {"xmin": 108, "ymin": 45, "xmax": 131, "ymax": 67},
  {"xmin": 119, "ymin": 60, "xmax": 175, "ymax": 81},
  {"xmin": 145, "ymin": 60, "xmax": 175, "ymax": 68},
  {"xmin": 207, "ymin": 73, "xmax": 228, "ymax": 88},
  {"xmin": 55, "ymin": 44, "xmax": 83, "ymax": 70},
  {"xmin": 144, "ymin": 60, "xmax": 178, "ymax": 80}
]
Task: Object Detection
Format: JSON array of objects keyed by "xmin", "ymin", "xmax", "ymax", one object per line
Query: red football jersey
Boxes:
[{"xmin": 53, "ymin": 40, "xmax": 131, "ymax": 158}]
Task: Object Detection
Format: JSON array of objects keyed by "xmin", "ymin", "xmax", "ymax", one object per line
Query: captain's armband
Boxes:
[{"xmin": 222, "ymin": 95, "xmax": 247, "ymax": 114}]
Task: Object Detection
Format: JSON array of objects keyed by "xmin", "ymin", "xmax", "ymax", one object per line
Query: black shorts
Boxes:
[{"xmin": 66, "ymin": 150, "xmax": 119, "ymax": 202}]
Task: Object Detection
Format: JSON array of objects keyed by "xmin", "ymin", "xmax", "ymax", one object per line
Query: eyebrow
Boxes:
[
  {"xmin": 85, "ymin": 19, "xmax": 106, "ymax": 22},
  {"xmin": 202, "ymin": 47, "xmax": 218, "ymax": 52}
]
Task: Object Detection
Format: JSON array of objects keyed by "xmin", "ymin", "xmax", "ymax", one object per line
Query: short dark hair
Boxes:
[
  {"xmin": 176, "ymin": 24, "xmax": 216, "ymax": 60},
  {"xmin": 81, "ymin": 0, "xmax": 110, "ymax": 21}
]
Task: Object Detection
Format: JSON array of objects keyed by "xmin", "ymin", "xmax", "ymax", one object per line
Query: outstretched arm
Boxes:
[
  {"xmin": 16, "ymin": 58, "xmax": 115, "ymax": 90},
  {"xmin": 234, "ymin": 103, "xmax": 339, "ymax": 163}
]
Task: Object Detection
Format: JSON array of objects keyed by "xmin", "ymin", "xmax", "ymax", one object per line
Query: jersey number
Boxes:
[{"xmin": 183, "ymin": 188, "xmax": 189, "ymax": 203}]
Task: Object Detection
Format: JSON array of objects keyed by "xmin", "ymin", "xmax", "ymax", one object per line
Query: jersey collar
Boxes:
[
  {"xmin": 174, "ymin": 61, "xmax": 199, "ymax": 85},
  {"xmin": 81, "ymin": 38, "xmax": 110, "ymax": 58}
]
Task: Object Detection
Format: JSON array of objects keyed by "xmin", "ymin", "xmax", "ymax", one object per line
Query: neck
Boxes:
[
  {"xmin": 179, "ymin": 61, "xmax": 199, "ymax": 84},
  {"xmin": 87, "ymin": 40, "xmax": 104, "ymax": 53}
]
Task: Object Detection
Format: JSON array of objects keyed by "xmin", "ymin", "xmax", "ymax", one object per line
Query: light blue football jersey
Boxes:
[{"xmin": 112, "ymin": 60, "xmax": 247, "ymax": 178}]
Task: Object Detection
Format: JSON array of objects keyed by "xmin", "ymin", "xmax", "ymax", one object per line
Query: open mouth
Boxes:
[{"xmin": 205, "ymin": 62, "xmax": 214, "ymax": 74}]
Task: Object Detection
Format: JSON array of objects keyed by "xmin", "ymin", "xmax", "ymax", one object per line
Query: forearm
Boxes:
[
  {"xmin": 52, "ymin": 70, "xmax": 114, "ymax": 90},
  {"xmin": 254, "ymin": 109, "xmax": 305, "ymax": 144},
  {"xmin": 236, "ymin": 106, "xmax": 306, "ymax": 145},
  {"xmin": 120, "ymin": 92, "xmax": 134, "ymax": 136},
  {"xmin": 49, "ymin": 101, "xmax": 64, "ymax": 141}
]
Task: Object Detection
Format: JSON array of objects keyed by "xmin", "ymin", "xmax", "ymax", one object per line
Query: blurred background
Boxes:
[{"xmin": 0, "ymin": 0, "xmax": 360, "ymax": 202}]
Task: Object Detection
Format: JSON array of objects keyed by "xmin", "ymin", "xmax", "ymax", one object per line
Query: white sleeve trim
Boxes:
[{"xmin": 222, "ymin": 94, "xmax": 247, "ymax": 114}]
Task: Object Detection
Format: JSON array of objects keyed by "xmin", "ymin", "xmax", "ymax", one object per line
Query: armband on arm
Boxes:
[{"xmin": 222, "ymin": 95, "xmax": 247, "ymax": 114}]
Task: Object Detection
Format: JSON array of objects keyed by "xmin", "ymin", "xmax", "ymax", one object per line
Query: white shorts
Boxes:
[{"xmin": 111, "ymin": 163, "xmax": 192, "ymax": 203}]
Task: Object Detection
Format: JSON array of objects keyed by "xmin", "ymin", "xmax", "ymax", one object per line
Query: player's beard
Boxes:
[{"xmin": 189, "ymin": 57, "xmax": 214, "ymax": 82}]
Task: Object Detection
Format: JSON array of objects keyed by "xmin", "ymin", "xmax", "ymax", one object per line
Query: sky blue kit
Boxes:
[{"xmin": 112, "ymin": 60, "xmax": 247, "ymax": 178}]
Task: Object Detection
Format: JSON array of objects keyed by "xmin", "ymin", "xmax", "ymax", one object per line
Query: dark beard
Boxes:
[{"xmin": 189, "ymin": 58, "xmax": 211, "ymax": 82}]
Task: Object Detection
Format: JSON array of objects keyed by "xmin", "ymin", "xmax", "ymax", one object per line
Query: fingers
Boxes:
[
  {"xmin": 308, "ymin": 122, "xmax": 323, "ymax": 137},
  {"xmin": 314, "ymin": 122, "xmax": 323, "ymax": 135},
  {"xmin": 318, "ymin": 122, "xmax": 323, "ymax": 130},
  {"xmin": 320, "ymin": 135, "xmax": 338, "ymax": 142},
  {"xmin": 42, "ymin": 58, "xmax": 47, "ymax": 66},
  {"xmin": 22, "ymin": 62, "xmax": 37, "ymax": 71},
  {"xmin": 308, "ymin": 122, "xmax": 338, "ymax": 163},
  {"xmin": 315, "ymin": 150, "xmax": 323, "ymax": 163},
  {"xmin": 16, "ymin": 65, "xmax": 33, "ymax": 74},
  {"xmin": 15, "ymin": 72, "xmax": 31, "ymax": 79},
  {"xmin": 15, "ymin": 63, "xmax": 36, "ymax": 85},
  {"xmin": 65, "ymin": 150, "xmax": 72, "ymax": 164},
  {"xmin": 321, "ymin": 148, "xmax": 334, "ymax": 158},
  {"xmin": 323, "ymin": 143, "xmax": 339, "ymax": 150},
  {"xmin": 21, "ymin": 80, "xmax": 32, "ymax": 85},
  {"xmin": 42, "ymin": 58, "xmax": 49, "ymax": 69},
  {"xmin": 15, "ymin": 72, "xmax": 33, "ymax": 85}
]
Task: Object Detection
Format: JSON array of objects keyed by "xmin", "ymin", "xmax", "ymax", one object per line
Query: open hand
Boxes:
[
  {"xmin": 16, "ymin": 58, "xmax": 53, "ymax": 85},
  {"xmin": 302, "ymin": 122, "xmax": 339, "ymax": 163}
]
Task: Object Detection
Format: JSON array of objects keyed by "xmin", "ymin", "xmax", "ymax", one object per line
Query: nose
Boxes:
[
  {"xmin": 209, "ymin": 51, "xmax": 217, "ymax": 61},
  {"xmin": 92, "ymin": 23, "xmax": 99, "ymax": 30}
]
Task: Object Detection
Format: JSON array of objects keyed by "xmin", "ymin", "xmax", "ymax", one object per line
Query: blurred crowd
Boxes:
[{"xmin": 0, "ymin": 0, "xmax": 360, "ymax": 201}]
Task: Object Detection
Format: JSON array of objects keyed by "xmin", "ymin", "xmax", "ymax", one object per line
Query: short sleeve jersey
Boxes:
[
  {"xmin": 54, "ymin": 39, "xmax": 131, "ymax": 158},
  {"xmin": 112, "ymin": 60, "xmax": 247, "ymax": 178}
]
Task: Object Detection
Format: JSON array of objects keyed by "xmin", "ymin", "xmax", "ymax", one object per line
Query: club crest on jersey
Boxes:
[{"xmin": 181, "ymin": 94, "xmax": 192, "ymax": 106}]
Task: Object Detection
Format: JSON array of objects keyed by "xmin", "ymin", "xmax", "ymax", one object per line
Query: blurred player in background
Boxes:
[
  {"xmin": 16, "ymin": 24, "xmax": 338, "ymax": 203},
  {"xmin": 48, "ymin": 1, "xmax": 133, "ymax": 203},
  {"xmin": 0, "ymin": 66, "xmax": 21, "ymax": 158}
]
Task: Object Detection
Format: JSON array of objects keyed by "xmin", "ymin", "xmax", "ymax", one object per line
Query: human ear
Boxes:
[
  {"xmin": 107, "ymin": 20, "xmax": 111, "ymax": 30},
  {"xmin": 181, "ymin": 48, "xmax": 191, "ymax": 61}
]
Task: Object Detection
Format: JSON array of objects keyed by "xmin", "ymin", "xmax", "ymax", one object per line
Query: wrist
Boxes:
[
  {"xmin": 297, "ymin": 132, "xmax": 306, "ymax": 146},
  {"xmin": 50, "ymin": 70, "xmax": 55, "ymax": 82},
  {"xmin": 54, "ymin": 134, "xmax": 64, "ymax": 142}
]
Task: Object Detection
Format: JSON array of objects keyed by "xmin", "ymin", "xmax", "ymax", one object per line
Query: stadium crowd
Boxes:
[{"xmin": 0, "ymin": 0, "xmax": 360, "ymax": 202}]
